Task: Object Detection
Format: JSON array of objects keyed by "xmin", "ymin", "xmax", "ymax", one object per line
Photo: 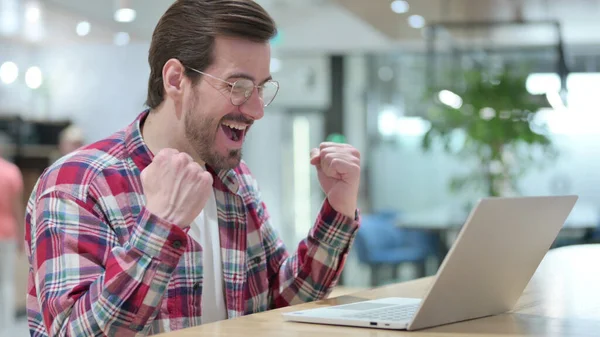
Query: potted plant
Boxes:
[{"xmin": 421, "ymin": 67, "xmax": 558, "ymax": 197}]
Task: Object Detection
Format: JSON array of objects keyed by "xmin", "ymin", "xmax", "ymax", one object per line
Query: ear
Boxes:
[{"xmin": 162, "ymin": 58, "xmax": 186, "ymax": 102}]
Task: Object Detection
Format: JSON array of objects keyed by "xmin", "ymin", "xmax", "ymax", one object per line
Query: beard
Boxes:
[{"xmin": 184, "ymin": 100, "xmax": 244, "ymax": 171}]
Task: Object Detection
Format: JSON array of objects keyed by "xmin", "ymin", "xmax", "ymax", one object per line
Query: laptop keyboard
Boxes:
[{"xmin": 346, "ymin": 303, "xmax": 420, "ymax": 321}]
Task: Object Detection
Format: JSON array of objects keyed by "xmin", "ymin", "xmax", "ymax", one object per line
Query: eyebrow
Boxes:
[{"xmin": 226, "ymin": 72, "xmax": 273, "ymax": 85}]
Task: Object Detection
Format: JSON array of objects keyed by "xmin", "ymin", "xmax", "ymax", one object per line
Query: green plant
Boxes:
[{"xmin": 421, "ymin": 68, "xmax": 558, "ymax": 197}]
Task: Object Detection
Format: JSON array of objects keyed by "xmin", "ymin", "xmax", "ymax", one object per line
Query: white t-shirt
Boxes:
[{"xmin": 187, "ymin": 185, "xmax": 227, "ymax": 324}]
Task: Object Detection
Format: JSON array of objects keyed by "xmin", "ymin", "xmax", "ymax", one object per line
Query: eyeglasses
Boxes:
[{"xmin": 186, "ymin": 67, "xmax": 279, "ymax": 107}]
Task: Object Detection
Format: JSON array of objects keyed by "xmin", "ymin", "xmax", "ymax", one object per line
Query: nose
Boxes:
[{"xmin": 239, "ymin": 87, "xmax": 265, "ymax": 121}]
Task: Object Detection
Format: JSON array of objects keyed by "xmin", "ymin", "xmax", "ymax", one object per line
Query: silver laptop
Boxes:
[{"xmin": 283, "ymin": 195, "xmax": 578, "ymax": 330}]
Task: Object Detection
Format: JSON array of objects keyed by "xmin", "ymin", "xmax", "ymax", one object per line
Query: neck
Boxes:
[{"xmin": 142, "ymin": 103, "xmax": 206, "ymax": 166}]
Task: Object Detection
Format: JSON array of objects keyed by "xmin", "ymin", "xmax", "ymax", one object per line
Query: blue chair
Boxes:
[
  {"xmin": 553, "ymin": 208, "xmax": 600, "ymax": 247},
  {"xmin": 379, "ymin": 210, "xmax": 442, "ymax": 258},
  {"xmin": 585, "ymin": 218, "xmax": 600, "ymax": 243},
  {"xmin": 354, "ymin": 213, "xmax": 434, "ymax": 286}
]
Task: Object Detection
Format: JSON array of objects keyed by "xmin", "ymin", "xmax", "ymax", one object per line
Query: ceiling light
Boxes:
[
  {"xmin": 25, "ymin": 66, "xmax": 42, "ymax": 89},
  {"xmin": 114, "ymin": 0, "xmax": 135, "ymax": 22},
  {"xmin": 0, "ymin": 0, "xmax": 20, "ymax": 36},
  {"xmin": 0, "ymin": 61, "xmax": 18, "ymax": 84},
  {"xmin": 23, "ymin": 1, "xmax": 43, "ymax": 41},
  {"xmin": 114, "ymin": 8, "xmax": 136, "ymax": 22},
  {"xmin": 24, "ymin": 1, "xmax": 41, "ymax": 23},
  {"xmin": 76, "ymin": 21, "xmax": 91, "ymax": 36},
  {"xmin": 390, "ymin": 0, "xmax": 409, "ymax": 14},
  {"xmin": 114, "ymin": 32, "xmax": 130, "ymax": 46},
  {"xmin": 408, "ymin": 14, "xmax": 426, "ymax": 29}
]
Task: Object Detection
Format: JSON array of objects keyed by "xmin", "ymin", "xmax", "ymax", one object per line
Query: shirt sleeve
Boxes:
[
  {"xmin": 260, "ymin": 197, "xmax": 360, "ymax": 308},
  {"xmin": 29, "ymin": 190, "xmax": 188, "ymax": 336}
]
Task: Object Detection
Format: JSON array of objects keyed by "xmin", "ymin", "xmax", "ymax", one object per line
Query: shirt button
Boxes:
[
  {"xmin": 172, "ymin": 240, "xmax": 182, "ymax": 249},
  {"xmin": 193, "ymin": 282, "xmax": 201, "ymax": 291},
  {"xmin": 253, "ymin": 257, "xmax": 261, "ymax": 264}
]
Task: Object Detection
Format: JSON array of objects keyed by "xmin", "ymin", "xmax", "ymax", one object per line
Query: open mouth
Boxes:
[{"xmin": 220, "ymin": 121, "xmax": 248, "ymax": 142}]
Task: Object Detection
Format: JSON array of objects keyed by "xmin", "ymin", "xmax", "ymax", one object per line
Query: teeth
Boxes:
[{"xmin": 222, "ymin": 121, "xmax": 247, "ymax": 130}]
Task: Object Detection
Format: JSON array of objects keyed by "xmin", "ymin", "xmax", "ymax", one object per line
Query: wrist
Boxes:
[
  {"xmin": 145, "ymin": 202, "xmax": 188, "ymax": 228},
  {"xmin": 339, "ymin": 209, "xmax": 357, "ymax": 219},
  {"xmin": 132, "ymin": 207, "xmax": 188, "ymax": 266},
  {"xmin": 328, "ymin": 199, "xmax": 357, "ymax": 219}
]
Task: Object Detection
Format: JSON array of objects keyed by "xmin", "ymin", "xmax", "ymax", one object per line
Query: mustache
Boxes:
[{"xmin": 220, "ymin": 114, "xmax": 254, "ymax": 125}]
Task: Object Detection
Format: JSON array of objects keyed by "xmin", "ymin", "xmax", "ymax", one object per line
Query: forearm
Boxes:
[
  {"xmin": 55, "ymin": 247, "xmax": 167, "ymax": 336},
  {"xmin": 35, "ymin": 206, "xmax": 187, "ymax": 336},
  {"xmin": 268, "ymin": 199, "xmax": 359, "ymax": 307}
]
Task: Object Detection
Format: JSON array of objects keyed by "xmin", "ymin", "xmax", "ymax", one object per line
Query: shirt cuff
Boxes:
[
  {"xmin": 310, "ymin": 198, "xmax": 361, "ymax": 250},
  {"xmin": 129, "ymin": 207, "xmax": 188, "ymax": 267}
]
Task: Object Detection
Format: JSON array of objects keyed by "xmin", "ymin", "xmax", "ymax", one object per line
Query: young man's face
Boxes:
[{"xmin": 181, "ymin": 36, "xmax": 273, "ymax": 170}]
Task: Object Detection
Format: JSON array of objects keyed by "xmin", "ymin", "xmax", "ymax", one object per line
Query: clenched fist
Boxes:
[
  {"xmin": 141, "ymin": 148, "xmax": 213, "ymax": 228},
  {"xmin": 310, "ymin": 142, "xmax": 361, "ymax": 218}
]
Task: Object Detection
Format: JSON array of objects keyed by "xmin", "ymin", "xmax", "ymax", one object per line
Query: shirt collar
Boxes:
[
  {"xmin": 124, "ymin": 110, "xmax": 240, "ymax": 195},
  {"xmin": 124, "ymin": 110, "xmax": 153, "ymax": 172}
]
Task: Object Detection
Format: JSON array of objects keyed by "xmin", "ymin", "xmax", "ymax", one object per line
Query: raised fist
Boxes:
[{"xmin": 141, "ymin": 148, "xmax": 213, "ymax": 228}]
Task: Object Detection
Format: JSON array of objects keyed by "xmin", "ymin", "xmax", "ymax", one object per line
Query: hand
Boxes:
[
  {"xmin": 310, "ymin": 143, "xmax": 361, "ymax": 218},
  {"xmin": 141, "ymin": 148, "xmax": 213, "ymax": 228}
]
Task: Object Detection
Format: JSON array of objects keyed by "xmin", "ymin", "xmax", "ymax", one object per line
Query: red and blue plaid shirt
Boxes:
[{"xmin": 25, "ymin": 111, "xmax": 360, "ymax": 336}]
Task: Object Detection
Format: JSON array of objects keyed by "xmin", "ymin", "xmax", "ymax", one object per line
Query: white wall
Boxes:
[
  {"xmin": 35, "ymin": 43, "xmax": 331, "ymax": 140},
  {"xmin": 343, "ymin": 55, "xmax": 369, "ymax": 210},
  {"xmin": 39, "ymin": 43, "xmax": 150, "ymax": 141},
  {"xmin": 0, "ymin": 42, "xmax": 40, "ymax": 116},
  {"xmin": 368, "ymin": 132, "xmax": 600, "ymax": 213},
  {"xmin": 369, "ymin": 137, "xmax": 483, "ymax": 212},
  {"xmin": 519, "ymin": 134, "xmax": 600, "ymax": 206},
  {"xmin": 269, "ymin": 54, "xmax": 330, "ymax": 110},
  {"xmin": 243, "ymin": 110, "xmax": 288, "ymax": 242}
]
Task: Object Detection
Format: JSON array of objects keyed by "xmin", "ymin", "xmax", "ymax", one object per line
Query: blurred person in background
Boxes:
[
  {"xmin": 58, "ymin": 125, "xmax": 84, "ymax": 156},
  {"xmin": 0, "ymin": 142, "xmax": 24, "ymax": 337},
  {"xmin": 24, "ymin": 0, "xmax": 362, "ymax": 336}
]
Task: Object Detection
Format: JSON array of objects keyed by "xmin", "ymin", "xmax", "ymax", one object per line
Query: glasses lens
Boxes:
[
  {"xmin": 230, "ymin": 79, "xmax": 253, "ymax": 106},
  {"xmin": 261, "ymin": 81, "xmax": 279, "ymax": 107},
  {"xmin": 230, "ymin": 79, "xmax": 279, "ymax": 107}
]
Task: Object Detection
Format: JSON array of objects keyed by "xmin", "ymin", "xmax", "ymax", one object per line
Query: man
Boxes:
[
  {"xmin": 0, "ymin": 144, "xmax": 24, "ymax": 336},
  {"xmin": 25, "ymin": 1, "xmax": 361, "ymax": 336},
  {"xmin": 57, "ymin": 125, "xmax": 84, "ymax": 156},
  {"xmin": 50, "ymin": 125, "xmax": 85, "ymax": 164}
]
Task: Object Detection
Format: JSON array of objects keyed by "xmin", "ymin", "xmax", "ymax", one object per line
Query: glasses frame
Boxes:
[{"xmin": 186, "ymin": 66, "xmax": 279, "ymax": 107}]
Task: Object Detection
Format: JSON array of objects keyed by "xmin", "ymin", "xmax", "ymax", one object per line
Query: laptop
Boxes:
[{"xmin": 283, "ymin": 195, "xmax": 578, "ymax": 331}]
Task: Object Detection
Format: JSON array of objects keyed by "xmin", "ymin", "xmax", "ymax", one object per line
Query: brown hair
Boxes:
[{"xmin": 145, "ymin": 0, "xmax": 277, "ymax": 109}]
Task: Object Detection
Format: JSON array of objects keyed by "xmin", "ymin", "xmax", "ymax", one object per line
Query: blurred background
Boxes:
[{"xmin": 2, "ymin": 0, "xmax": 600, "ymax": 333}]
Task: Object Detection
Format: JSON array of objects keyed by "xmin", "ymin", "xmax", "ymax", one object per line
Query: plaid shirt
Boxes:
[{"xmin": 25, "ymin": 111, "xmax": 360, "ymax": 336}]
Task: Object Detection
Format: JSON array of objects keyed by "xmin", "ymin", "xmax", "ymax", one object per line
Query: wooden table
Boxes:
[{"xmin": 157, "ymin": 244, "xmax": 600, "ymax": 336}]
